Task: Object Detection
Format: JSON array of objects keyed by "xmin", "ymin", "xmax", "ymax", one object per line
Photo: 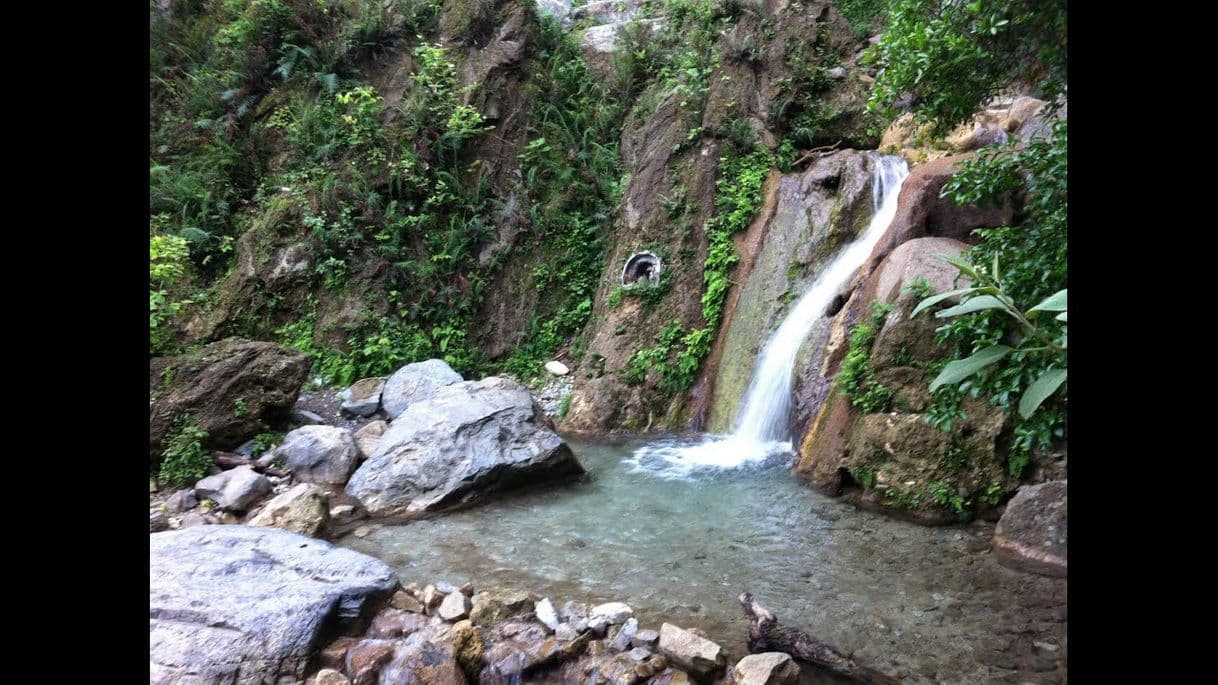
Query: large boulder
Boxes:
[
  {"xmin": 994, "ymin": 481, "xmax": 1067, "ymax": 577},
  {"xmin": 380, "ymin": 359, "xmax": 463, "ymax": 419},
  {"xmin": 346, "ymin": 377, "xmax": 585, "ymax": 517},
  {"xmin": 273, "ymin": 425, "xmax": 360, "ymax": 485},
  {"xmin": 248, "ymin": 483, "xmax": 330, "ymax": 537},
  {"xmin": 658, "ymin": 623, "xmax": 726, "ymax": 679},
  {"xmin": 150, "ymin": 338, "xmax": 310, "ymax": 462},
  {"xmin": 149, "ymin": 526, "xmax": 397, "ymax": 684}
]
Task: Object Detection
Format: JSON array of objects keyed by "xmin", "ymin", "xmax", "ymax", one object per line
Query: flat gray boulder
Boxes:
[
  {"xmin": 149, "ymin": 526, "xmax": 397, "ymax": 684},
  {"xmin": 380, "ymin": 359, "xmax": 463, "ymax": 419},
  {"xmin": 194, "ymin": 465, "xmax": 271, "ymax": 512},
  {"xmin": 346, "ymin": 376, "xmax": 584, "ymax": 517}
]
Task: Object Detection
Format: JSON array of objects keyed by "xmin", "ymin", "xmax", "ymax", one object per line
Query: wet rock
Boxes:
[
  {"xmin": 422, "ymin": 584, "xmax": 444, "ymax": 613},
  {"xmin": 590, "ymin": 601, "xmax": 633, "ymax": 625},
  {"xmin": 994, "ymin": 481, "xmax": 1067, "ymax": 577},
  {"xmin": 545, "ymin": 360, "xmax": 570, "ymax": 376},
  {"xmin": 470, "ymin": 589, "xmax": 537, "ymax": 625},
  {"xmin": 733, "ymin": 652, "xmax": 800, "ymax": 685},
  {"xmin": 346, "ymin": 377, "xmax": 585, "ymax": 517},
  {"xmin": 353, "ymin": 525, "xmax": 371, "ymax": 538},
  {"xmin": 319, "ymin": 637, "xmax": 356, "ymax": 670},
  {"xmin": 610, "ymin": 617, "xmax": 639, "ymax": 652},
  {"xmin": 353, "ymin": 420, "xmax": 386, "ymax": 460},
  {"xmin": 194, "ymin": 465, "xmax": 271, "ymax": 512},
  {"xmin": 150, "ymin": 526, "xmax": 396, "ymax": 684},
  {"xmin": 339, "ymin": 377, "xmax": 386, "ymax": 418},
  {"xmin": 450, "ymin": 619, "xmax": 484, "ymax": 679},
  {"xmin": 248, "ymin": 483, "xmax": 329, "ymax": 537},
  {"xmin": 367, "ymin": 608, "xmax": 429, "ymax": 639},
  {"xmin": 632, "ymin": 629, "xmax": 659, "ymax": 650},
  {"xmin": 628, "ymin": 646, "xmax": 652, "ymax": 661},
  {"xmin": 535, "ymin": 597, "xmax": 560, "ymax": 631},
  {"xmin": 436, "ymin": 580, "xmax": 463, "ymax": 594},
  {"xmin": 439, "ymin": 591, "xmax": 472, "ymax": 621},
  {"xmin": 150, "ymin": 338, "xmax": 310, "ymax": 461},
  {"xmin": 312, "ymin": 668, "xmax": 350, "ymax": 685},
  {"xmin": 150, "ymin": 510, "xmax": 169, "ymax": 532},
  {"xmin": 274, "ymin": 425, "xmax": 359, "ymax": 485},
  {"xmin": 380, "ymin": 359, "xmax": 462, "ymax": 419},
  {"xmin": 165, "ymin": 489, "xmax": 198, "ymax": 514},
  {"xmin": 392, "ymin": 590, "xmax": 425, "ymax": 613},
  {"xmin": 658, "ymin": 623, "xmax": 726, "ymax": 679},
  {"xmin": 345, "ymin": 639, "xmax": 396, "ymax": 685}
]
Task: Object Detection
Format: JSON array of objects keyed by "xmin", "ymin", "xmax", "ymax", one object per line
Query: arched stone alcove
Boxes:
[{"xmin": 621, "ymin": 252, "xmax": 662, "ymax": 287}]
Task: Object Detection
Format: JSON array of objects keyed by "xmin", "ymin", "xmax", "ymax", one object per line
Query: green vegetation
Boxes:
[
  {"xmin": 150, "ymin": 233, "xmax": 194, "ymax": 353},
  {"xmin": 557, "ymin": 393, "xmax": 572, "ymax": 421},
  {"xmin": 251, "ymin": 431, "xmax": 285, "ymax": 457},
  {"xmin": 866, "ymin": 0, "xmax": 1068, "ymax": 477},
  {"xmin": 158, "ymin": 417, "xmax": 212, "ymax": 489},
  {"xmin": 837, "ymin": 301, "xmax": 895, "ymax": 412}
]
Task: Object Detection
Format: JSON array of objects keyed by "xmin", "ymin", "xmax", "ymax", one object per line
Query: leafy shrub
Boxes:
[{"xmin": 158, "ymin": 418, "xmax": 212, "ymax": 489}]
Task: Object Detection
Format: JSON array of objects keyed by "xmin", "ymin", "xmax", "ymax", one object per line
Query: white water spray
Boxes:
[{"xmin": 629, "ymin": 154, "xmax": 909, "ymax": 478}]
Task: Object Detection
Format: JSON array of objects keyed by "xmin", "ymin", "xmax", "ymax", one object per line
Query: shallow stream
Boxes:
[{"xmin": 338, "ymin": 437, "xmax": 1066, "ymax": 684}]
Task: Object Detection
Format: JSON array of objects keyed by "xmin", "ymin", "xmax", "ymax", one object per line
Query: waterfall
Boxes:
[
  {"xmin": 628, "ymin": 154, "xmax": 908, "ymax": 479},
  {"xmin": 732, "ymin": 154, "xmax": 909, "ymax": 443}
]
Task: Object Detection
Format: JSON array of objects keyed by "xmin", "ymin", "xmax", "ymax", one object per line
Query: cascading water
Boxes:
[{"xmin": 629, "ymin": 154, "xmax": 909, "ymax": 478}]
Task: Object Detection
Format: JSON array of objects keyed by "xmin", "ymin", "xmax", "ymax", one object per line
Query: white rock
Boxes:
[
  {"xmin": 590, "ymin": 602, "xmax": 633, "ymax": 625},
  {"xmin": 535, "ymin": 597, "xmax": 561, "ymax": 631},
  {"xmin": 544, "ymin": 360, "xmax": 570, "ymax": 376},
  {"xmin": 438, "ymin": 591, "xmax": 471, "ymax": 621}
]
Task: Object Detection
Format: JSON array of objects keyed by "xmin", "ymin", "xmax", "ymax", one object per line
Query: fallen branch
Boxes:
[
  {"xmin": 738, "ymin": 592, "xmax": 900, "ymax": 685},
  {"xmin": 212, "ymin": 451, "xmax": 289, "ymax": 478},
  {"xmin": 791, "ymin": 141, "xmax": 842, "ymax": 168}
]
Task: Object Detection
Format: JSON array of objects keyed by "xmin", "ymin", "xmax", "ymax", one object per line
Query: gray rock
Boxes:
[
  {"xmin": 391, "ymin": 591, "xmax": 424, "ymax": 614},
  {"xmin": 555, "ymin": 623, "xmax": 580, "ymax": 641},
  {"xmin": 610, "ymin": 617, "xmax": 638, "ymax": 651},
  {"xmin": 380, "ymin": 359, "xmax": 462, "ymax": 419},
  {"xmin": 150, "ymin": 510, "xmax": 169, "ymax": 532},
  {"xmin": 353, "ymin": 421, "xmax": 387, "ymax": 459},
  {"xmin": 247, "ymin": 483, "xmax": 330, "ymax": 538},
  {"xmin": 534, "ymin": 0, "xmax": 572, "ymax": 27},
  {"xmin": 628, "ymin": 647, "xmax": 652, "ymax": 662},
  {"xmin": 165, "ymin": 489, "xmax": 197, "ymax": 514},
  {"xmin": 590, "ymin": 601, "xmax": 633, "ymax": 625},
  {"xmin": 588, "ymin": 616, "xmax": 610, "ymax": 636},
  {"xmin": 292, "ymin": 408, "xmax": 327, "ymax": 425},
  {"xmin": 560, "ymin": 600, "xmax": 588, "ymax": 624},
  {"xmin": 734, "ymin": 652, "xmax": 800, "ymax": 685},
  {"xmin": 346, "ymin": 377, "xmax": 585, "ymax": 517},
  {"xmin": 994, "ymin": 480, "xmax": 1067, "ymax": 577},
  {"xmin": 826, "ymin": 66, "xmax": 847, "ymax": 79},
  {"xmin": 149, "ymin": 526, "xmax": 396, "ymax": 684},
  {"xmin": 631, "ymin": 629, "xmax": 659, "ymax": 650},
  {"xmin": 331, "ymin": 504, "xmax": 355, "ymax": 519},
  {"xmin": 438, "ymin": 591, "xmax": 471, "ymax": 621},
  {"xmin": 535, "ymin": 597, "xmax": 561, "ymax": 632},
  {"xmin": 274, "ymin": 425, "xmax": 359, "ymax": 485},
  {"xmin": 194, "ymin": 466, "xmax": 271, "ymax": 512},
  {"xmin": 179, "ymin": 512, "xmax": 211, "ymax": 528},
  {"xmin": 544, "ymin": 360, "xmax": 569, "ymax": 376},
  {"xmin": 658, "ymin": 623, "xmax": 726, "ymax": 678},
  {"xmin": 435, "ymin": 581, "xmax": 462, "ymax": 594},
  {"xmin": 340, "ymin": 377, "xmax": 386, "ymax": 417}
]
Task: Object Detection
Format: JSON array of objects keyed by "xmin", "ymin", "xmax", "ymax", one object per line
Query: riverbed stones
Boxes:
[
  {"xmin": 733, "ymin": 652, "xmax": 800, "ymax": 685},
  {"xmin": 632, "ymin": 628, "xmax": 660, "ymax": 649},
  {"xmin": 353, "ymin": 421, "xmax": 386, "ymax": 459},
  {"xmin": 439, "ymin": 591, "xmax": 472, "ymax": 621},
  {"xmin": 339, "ymin": 377, "xmax": 386, "ymax": 417},
  {"xmin": 422, "ymin": 584, "xmax": 443, "ymax": 613},
  {"xmin": 535, "ymin": 597, "xmax": 561, "ymax": 631},
  {"xmin": 248, "ymin": 483, "xmax": 329, "ymax": 537},
  {"xmin": 391, "ymin": 590, "xmax": 425, "ymax": 614},
  {"xmin": 470, "ymin": 589, "xmax": 537, "ymax": 625},
  {"xmin": 555, "ymin": 623, "xmax": 580, "ymax": 641},
  {"xmin": 994, "ymin": 481, "xmax": 1067, "ymax": 577},
  {"xmin": 149, "ymin": 338, "xmax": 310, "ymax": 461},
  {"xmin": 149, "ymin": 526, "xmax": 396, "ymax": 684},
  {"xmin": 659, "ymin": 623, "xmax": 726, "ymax": 679},
  {"xmin": 194, "ymin": 465, "xmax": 271, "ymax": 512},
  {"xmin": 380, "ymin": 359, "xmax": 463, "ymax": 419},
  {"xmin": 609, "ymin": 617, "xmax": 639, "ymax": 651},
  {"xmin": 312, "ymin": 668, "xmax": 350, "ymax": 685},
  {"xmin": 274, "ymin": 425, "xmax": 359, "ymax": 485},
  {"xmin": 590, "ymin": 602, "xmax": 633, "ymax": 625},
  {"xmin": 346, "ymin": 376, "xmax": 585, "ymax": 517}
]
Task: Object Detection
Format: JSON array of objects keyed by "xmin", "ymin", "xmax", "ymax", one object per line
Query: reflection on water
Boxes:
[{"xmin": 337, "ymin": 437, "xmax": 1066, "ymax": 684}]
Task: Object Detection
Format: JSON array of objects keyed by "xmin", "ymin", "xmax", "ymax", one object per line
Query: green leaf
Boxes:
[
  {"xmin": 910, "ymin": 288, "xmax": 978, "ymax": 318},
  {"xmin": 1029, "ymin": 289, "xmax": 1067, "ymax": 313},
  {"xmin": 938, "ymin": 253, "xmax": 980, "ymax": 280},
  {"xmin": 929, "ymin": 345, "xmax": 1012, "ymax": 391},
  {"xmin": 935, "ymin": 295, "xmax": 1009, "ymax": 318},
  {"xmin": 1019, "ymin": 368, "xmax": 1067, "ymax": 418}
]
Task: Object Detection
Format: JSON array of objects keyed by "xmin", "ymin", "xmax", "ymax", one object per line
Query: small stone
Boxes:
[
  {"xmin": 1033, "ymin": 640, "xmax": 1059, "ymax": 652},
  {"xmin": 391, "ymin": 590, "xmax": 424, "ymax": 613},
  {"xmin": 438, "ymin": 591, "xmax": 471, "ymax": 621},
  {"xmin": 458, "ymin": 582, "xmax": 475, "ymax": 595},
  {"xmin": 658, "ymin": 623, "xmax": 725, "ymax": 679},
  {"xmin": 292, "ymin": 408, "xmax": 326, "ymax": 425},
  {"xmin": 631, "ymin": 629, "xmax": 659, "ymax": 650},
  {"xmin": 150, "ymin": 510, "xmax": 169, "ymax": 532},
  {"xmin": 353, "ymin": 421, "xmax": 386, "ymax": 460},
  {"xmin": 194, "ymin": 465, "xmax": 272, "ymax": 512},
  {"xmin": 628, "ymin": 647, "xmax": 651, "ymax": 662},
  {"xmin": 165, "ymin": 489, "xmax": 198, "ymax": 514},
  {"xmin": 330, "ymin": 504, "xmax": 355, "ymax": 518},
  {"xmin": 560, "ymin": 601, "xmax": 588, "ymax": 624},
  {"xmin": 545, "ymin": 361, "xmax": 570, "ymax": 376},
  {"xmin": 826, "ymin": 66, "xmax": 847, "ymax": 79},
  {"xmin": 733, "ymin": 652, "xmax": 799, "ymax": 685},
  {"xmin": 422, "ymin": 584, "xmax": 443, "ymax": 613},
  {"xmin": 353, "ymin": 526, "xmax": 371, "ymax": 538},
  {"xmin": 179, "ymin": 512, "xmax": 210, "ymax": 528},
  {"xmin": 435, "ymin": 581, "xmax": 462, "ymax": 594},
  {"xmin": 590, "ymin": 602, "xmax": 633, "ymax": 625},
  {"xmin": 555, "ymin": 623, "xmax": 580, "ymax": 641},
  {"xmin": 588, "ymin": 616, "xmax": 610, "ymax": 636},
  {"xmin": 312, "ymin": 668, "xmax": 350, "ymax": 685},
  {"xmin": 340, "ymin": 377, "xmax": 386, "ymax": 417},
  {"xmin": 535, "ymin": 598, "xmax": 561, "ymax": 632},
  {"xmin": 610, "ymin": 618, "xmax": 639, "ymax": 652}
]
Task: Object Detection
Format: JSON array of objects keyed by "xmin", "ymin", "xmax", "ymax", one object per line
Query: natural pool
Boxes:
[{"xmin": 338, "ymin": 436, "xmax": 1066, "ymax": 684}]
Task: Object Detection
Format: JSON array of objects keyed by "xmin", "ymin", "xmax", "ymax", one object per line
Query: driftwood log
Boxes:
[
  {"xmin": 739, "ymin": 592, "xmax": 900, "ymax": 685},
  {"xmin": 212, "ymin": 451, "xmax": 289, "ymax": 478}
]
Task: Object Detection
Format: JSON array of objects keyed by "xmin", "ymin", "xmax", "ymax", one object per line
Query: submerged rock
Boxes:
[
  {"xmin": 994, "ymin": 481, "xmax": 1067, "ymax": 577},
  {"xmin": 346, "ymin": 377, "xmax": 585, "ymax": 517},
  {"xmin": 380, "ymin": 359, "xmax": 463, "ymax": 419},
  {"xmin": 149, "ymin": 526, "xmax": 396, "ymax": 684}
]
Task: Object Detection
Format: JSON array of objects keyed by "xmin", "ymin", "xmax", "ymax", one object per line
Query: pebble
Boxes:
[{"xmin": 353, "ymin": 526, "xmax": 371, "ymax": 538}]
